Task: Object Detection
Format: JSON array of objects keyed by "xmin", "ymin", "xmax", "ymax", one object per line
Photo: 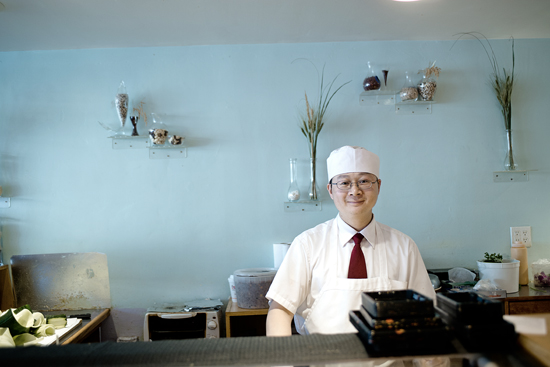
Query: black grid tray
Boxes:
[
  {"xmin": 350, "ymin": 310, "xmax": 453, "ymax": 355},
  {"xmin": 436, "ymin": 306, "xmax": 516, "ymax": 352},
  {"xmin": 436, "ymin": 292, "xmax": 503, "ymax": 324},
  {"xmin": 359, "ymin": 305, "xmax": 443, "ymax": 330},
  {"xmin": 362, "ymin": 290, "xmax": 434, "ymax": 319}
]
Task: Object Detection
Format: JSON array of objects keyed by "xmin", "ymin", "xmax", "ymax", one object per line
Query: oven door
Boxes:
[{"xmin": 144, "ymin": 312, "xmax": 208, "ymax": 341}]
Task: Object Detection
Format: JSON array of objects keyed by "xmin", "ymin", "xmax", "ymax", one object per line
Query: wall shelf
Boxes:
[
  {"xmin": 359, "ymin": 90, "xmax": 396, "ymax": 105},
  {"xmin": 359, "ymin": 91, "xmax": 434, "ymax": 114},
  {"xmin": 395, "ymin": 100, "xmax": 433, "ymax": 114},
  {"xmin": 493, "ymin": 170, "xmax": 536, "ymax": 182},
  {"xmin": 108, "ymin": 136, "xmax": 187, "ymax": 159},
  {"xmin": 284, "ymin": 200, "xmax": 322, "ymax": 212},
  {"xmin": 149, "ymin": 146, "xmax": 187, "ymax": 159},
  {"xmin": 108, "ymin": 135, "xmax": 149, "ymax": 149}
]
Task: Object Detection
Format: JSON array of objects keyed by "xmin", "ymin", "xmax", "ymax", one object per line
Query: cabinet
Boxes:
[
  {"xmin": 225, "ymin": 299, "xmax": 268, "ymax": 337},
  {"xmin": 503, "ymin": 286, "xmax": 550, "ymax": 315},
  {"xmin": 0, "ymin": 264, "xmax": 15, "ymax": 310}
]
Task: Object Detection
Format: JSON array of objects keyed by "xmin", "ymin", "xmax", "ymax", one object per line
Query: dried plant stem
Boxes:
[{"xmin": 452, "ymin": 32, "xmax": 515, "ymax": 130}]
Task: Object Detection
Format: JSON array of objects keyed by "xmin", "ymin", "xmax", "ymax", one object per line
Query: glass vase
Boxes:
[
  {"xmin": 287, "ymin": 158, "xmax": 301, "ymax": 202},
  {"xmin": 399, "ymin": 71, "xmax": 418, "ymax": 102},
  {"xmin": 129, "ymin": 115, "xmax": 139, "ymax": 136},
  {"xmin": 309, "ymin": 157, "xmax": 319, "ymax": 201},
  {"xmin": 504, "ymin": 129, "xmax": 517, "ymax": 171},
  {"xmin": 115, "ymin": 81, "xmax": 129, "ymax": 135},
  {"xmin": 149, "ymin": 113, "xmax": 169, "ymax": 146},
  {"xmin": 381, "ymin": 69, "xmax": 389, "ymax": 90},
  {"xmin": 363, "ymin": 62, "xmax": 381, "ymax": 91},
  {"xmin": 417, "ymin": 74, "xmax": 437, "ymax": 101}
]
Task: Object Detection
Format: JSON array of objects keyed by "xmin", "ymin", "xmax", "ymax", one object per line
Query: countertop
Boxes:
[{"xmin": 42, "ymin": 308, "xmax": 110, "ymax": 344}]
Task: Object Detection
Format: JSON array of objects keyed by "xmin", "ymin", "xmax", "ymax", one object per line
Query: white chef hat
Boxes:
[{"xmin": 327, "ymin": 146, "xmax": 380, "ymax": 181}]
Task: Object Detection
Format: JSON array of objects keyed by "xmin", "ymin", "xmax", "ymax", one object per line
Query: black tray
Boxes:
[
  {"xmin": 436, "ymin": 292, "xmax": 503, "ymax": 324},
  {"xmin": 436, "ymin": 306, "xmax": 516, "ymax": 352},
  {"xmin": 362, "ymin": 290, "xmax": 435, "ymax": 319},
  {"xmin": 350, "ymin": 310, "xmax": 454, "ymax": 355},
  {"xmin": 359, "ymin": 305, "xmax": 443, "ymax": 330}
]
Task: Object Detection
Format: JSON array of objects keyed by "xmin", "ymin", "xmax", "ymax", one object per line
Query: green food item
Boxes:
[
  {"xmin": 0, "ymin": 327, "xmax": 15, "ymax": 348},
  {"xmin": 12, "ymin": 333, "xmax": 43, "ymax": 346},
  {"xmin": 14, "ymin": 305, "xmax": 32, "ymax": 314},
  {"xmin": 483, "ymin": 252, "xmax": 503, "ymax": 263},
  {"xmin": 0, "ymin": 309, "xmax": 34, "ymax": 336},
  {"xmin": 34, "ymin": 324, "xmax": 55, "ymax": 337},
  {"xmin": 46, "ymin": 315, "xmax": 67, "ymax": 329},
  {"xmin": 30, "ymin": 312, "xmax": 45, "ymax": 333}
]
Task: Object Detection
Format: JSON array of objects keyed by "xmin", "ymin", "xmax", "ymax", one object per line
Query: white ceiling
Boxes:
[{"xmin": 1, "ymin": 0, "xmax": 550, "ymax": 52}]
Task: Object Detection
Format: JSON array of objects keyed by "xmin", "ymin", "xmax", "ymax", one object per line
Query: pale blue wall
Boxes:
[{"xmin": 1, "ymin": 39, "xmax": 549, "ymax": 308}]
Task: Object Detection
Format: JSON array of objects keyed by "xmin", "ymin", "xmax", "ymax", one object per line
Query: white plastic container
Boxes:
[
  {"xmin": 477, "ymin": 260, "xmax": 520, "ymax": 293},
  {"xmin": 532, "ymin": 259, "xmax": 550, "ymax": 287},
  {"xmin": 233, "ymin": 268, "xmax": 277, "ymax": 309}
]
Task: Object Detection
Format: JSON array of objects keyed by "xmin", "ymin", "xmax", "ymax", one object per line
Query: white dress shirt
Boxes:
[{"xmin": 266, "ymin": 214, "xmax": 435, "ymax": 331}]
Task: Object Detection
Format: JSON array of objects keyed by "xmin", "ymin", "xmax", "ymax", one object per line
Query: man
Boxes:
[{"xmin": 266, "ymin": 146, "xmax": 435, "ymax": 336}]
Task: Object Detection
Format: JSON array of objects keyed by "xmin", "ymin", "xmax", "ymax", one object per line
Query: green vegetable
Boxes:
[
  {"xmin": 0, "ymin": 327, "xmax": 15, "ymax": 348},
  {"xmin": 46, "ymin": 315, "xmax": 67, "ymax": 329},
  {"xmin": 30, "ymin": 312, "xmax": 45, "ymax": 333},
  {"xmin": 12, "ymin": 333, "xmax": 42, "ymax": 346},
  {"xmin": 14, "ymin": 305, "xmax": 32, "ymax": 314},
  {"xmin": 34, "ymin": 324, "xmax": 55, "ymax": 337},
  {"xmin": 483, "ymin": 252, "xmax": 503, "ymax": 263},
  {"xmin": 0, "ymin": 309, "xmax": 34, "ymax": 336}
]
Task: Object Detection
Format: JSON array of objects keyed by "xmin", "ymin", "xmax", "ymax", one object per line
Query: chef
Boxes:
[{"xmin": 266, "ymin": 145, "xmax": 435, "ymax": 336}]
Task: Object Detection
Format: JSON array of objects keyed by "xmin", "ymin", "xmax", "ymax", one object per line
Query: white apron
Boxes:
[{"xmin": 299, "ymin": 221, "xmax": 407, "ymax": 335}]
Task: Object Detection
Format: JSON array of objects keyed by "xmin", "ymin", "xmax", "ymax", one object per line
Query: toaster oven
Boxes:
[{"xmin": 144, "ymin": 309, "xmax": 222, "ymax": 341}]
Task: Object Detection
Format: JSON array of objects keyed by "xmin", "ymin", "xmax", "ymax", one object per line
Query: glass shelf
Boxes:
[
  {"xmin": 493, "ymin": 170, "xmax": 537, "ymax": 182},
  {"xmin": 284, "ymin": 200, "xmax": 322, "ymax": 212},
  {"xmin": 0, "ymin": 197, "xmax": 10, "ymax": 208},
  {"xmin": 149, "ymin": 145, "xmax": 187, "ymax": 159},
  {"xmin": 108, "ymin": 135, "xmax": 149, "ymax": 149},
  {"xmin": 395, "ymin": 100, "xmax": 433, "ymax": 114},
  {"xmin": 359, "ymin": 90, "xmax": 397, "ymax": 106}
]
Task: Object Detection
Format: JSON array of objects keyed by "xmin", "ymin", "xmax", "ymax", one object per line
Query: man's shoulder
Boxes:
[{"xmin": 295, "ymin": 218, "xmax": 336, "ymax": 241}]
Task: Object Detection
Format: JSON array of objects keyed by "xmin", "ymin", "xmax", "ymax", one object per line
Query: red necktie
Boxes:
[{"xmin": 348, "ymin": 233, "xmax": 367, "ymax": 279}]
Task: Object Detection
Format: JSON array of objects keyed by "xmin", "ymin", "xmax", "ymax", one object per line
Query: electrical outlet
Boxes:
[{"xmin": 510, "ymin": 226, "xmax": 532, "ymax": 248}]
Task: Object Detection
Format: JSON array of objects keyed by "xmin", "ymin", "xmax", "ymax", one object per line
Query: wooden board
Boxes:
[
  {"xmin": 514, "ymin": 313, "xmax": 550, "ymax": 367},
  {"xmin": 37, "ymin": 318, "xmax": 83, "ymax": 346},
  {"xmin": 0, "ymin": 265, "xmax": 15, "ymax": 310},
  {"xmin": 10, "ymin": 252, "xmax": 111, "ymax": 310}
]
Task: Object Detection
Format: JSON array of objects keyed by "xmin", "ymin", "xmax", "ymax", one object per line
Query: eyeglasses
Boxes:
[{"xmin": 332, "ymin": 179, "xmax": 378, "ymax": 191}]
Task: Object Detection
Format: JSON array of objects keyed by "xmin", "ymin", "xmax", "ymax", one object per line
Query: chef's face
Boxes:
[{"xmin": 327, "ymin": 172, "xmax": 381, "ymax": 227}]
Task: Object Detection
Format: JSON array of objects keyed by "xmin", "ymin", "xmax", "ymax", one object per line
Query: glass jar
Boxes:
[
  {"xmin": 381, "ymin": 69, "xmax": 389, "ymax": 90},
  {"xmin": 417, "ymin": 74, "xmax": 437, "ymax": 101},
  {"xmin": 363, "ymin": 62, "xmax": 381, "ymax": 91},
  {"xmin": 115, "ymin": 81, "xmax": 129, "ymax": 134},
  {"xmin": 399, "ymin": 71, "xmax": 418, "ymax": 102},
  {"xmin": 287, "ymin": 158, "xmax": 300, "ymax": 202},
  {"xmin": 149, "ymin": 113, "xmax": 168, "ymax": 146}
]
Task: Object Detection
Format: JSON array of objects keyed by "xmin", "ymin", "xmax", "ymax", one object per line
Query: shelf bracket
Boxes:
[
  {"xmin": 109, "ymin": 136, "xmax": 149, "ymax": 149},
  {"xmin": 149, "ymin": 147, "xmax": 188, "ymax": 159},
  {"xmin": 493, "ymin": 170, "xmax": 530, "ymax": 182},
  {"xmin": 284, "ymin": 201, "xmax": 322, "ymax": 212},
  {"xmin": 395, "ymin": 103, "xmax": 432, "ymax": 114}
]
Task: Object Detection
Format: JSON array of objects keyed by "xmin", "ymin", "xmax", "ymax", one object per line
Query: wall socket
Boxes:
[{"xmin": 510, "ymin": 226, "xmax": 532, "ymax": 248}]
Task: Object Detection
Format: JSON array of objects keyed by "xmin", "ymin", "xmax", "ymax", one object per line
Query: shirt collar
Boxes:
[{"xmin": 336, "ymin": 214, "xmax": 377, "ymax": 248}]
